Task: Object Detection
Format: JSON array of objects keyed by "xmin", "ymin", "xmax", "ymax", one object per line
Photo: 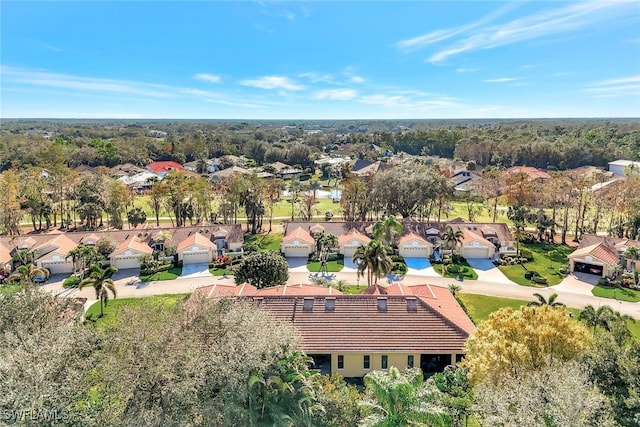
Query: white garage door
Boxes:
[
  {"xmin": 462, "ymin": 247, "xmax": 491, "ymax": 259},
  {"xmin": 183, "ymin": 251, "xmax": 211, "ymax": 264},
  {"xmin": 283, "ymin": 245, "xmax": 311, "ymax": 258},
  {"xmin": 40, "ymin": 260, "xmax": 74, "ymax": 274},
  {"xmin": 112, "ymin": 256, "xmax": 141, "ymax": 270},
  {"xmin": 399, "ymin": 246, "xmax": 430, "ymax": 258}
]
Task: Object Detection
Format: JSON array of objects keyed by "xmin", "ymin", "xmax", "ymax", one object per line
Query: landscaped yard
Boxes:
[
  {"xmin": 457, "ymin": 293, "xmax": 640, "ymax": 340},
  {"xmin": 244, "ymin": 232, "xmax": 283, "ymax": 251},
  {"xmin": 433, "ymin": 262, "xmax": 478, "ymax": 280},
  {"xmin": 591, "ymin": 284, "xmax": 640, "ymax": 303},
  {"xmin": 85, "ymin": 294, "xmax": 189, "ymax": 328},
  {"xmin": 497, "ymin": 242, "xmax": 574, "ymax": 286},
  {"xmin": 0, "ymin": 284, "xmax": 21, "ymax": 295},
  {"xmin": 139, "ymin": 267, "xmax": 182, "ymax": 282},
  {"xmin": 307, "ymin": 259, "xmax": 344, "ymax": 272},
  {"xmin": 209, "ymin": 267, "xmax": 234, "ymax": 276}
]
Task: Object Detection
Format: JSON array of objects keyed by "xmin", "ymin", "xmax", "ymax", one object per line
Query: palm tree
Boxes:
[
  {"xmin": 353, "ymin": 240, "xmax": 393, "ymax": 286},
  {"xmin": 79, "ymin": 264, "xmax": 118, "ymax": 318},
  {"xmin": 578, "ymin": 305, "xmax": 616, "ymax": 336},
  {"xmin": 360, "ymin": 366, "xmax": 448, "ymax": 427},
  {"xmin": 512, "ymin": 219, "xmax": 526, "ymax": 257},
  {"xmin": 527, "ymin": 292, "xmax": 565, "ymax": 308},
  {"xmin": 6, "ymin": 263, "xmax": 50, "ymax": 285},
  {"xmin": 441, "ymin": 225, "xmax": 464, "ymax": 254},
  {"xmin": 448, "ymin": 284, "xmax": 462, "ymax": 297},
  {"xmin": 623, "ymin": 246, "xmax": 639, "ymax": 270},
  {"xmin": 288, "ymin": 180, "xmax": 302, "ymax": 221},
  {"xmin": 372, "ymin": 216, "xmax": 404, "ymax": 248}
]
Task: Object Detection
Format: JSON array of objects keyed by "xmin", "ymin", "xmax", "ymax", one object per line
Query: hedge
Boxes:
[{"xmin": 63, "ymin": 276, "xmax": 80, "ymax": 289}]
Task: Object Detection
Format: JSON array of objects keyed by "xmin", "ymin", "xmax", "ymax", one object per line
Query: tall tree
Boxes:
[
  {"xmin": 78, "ymin": 264, "xmax": 118, "ymax": 318},
  {"xmin": 441, "ymin": 225, "xmax": 464, "ymax": 253},
  {"xmin": 527, "ymin": 292, "xmax": 565, "ymax": 307},
  {"xmin": 372, "ymin": 216, "xmax": 404, "ymax": 248},
  {"xmin": 353, "ymin": 240, "xmax": 393, "ymax": 286}
]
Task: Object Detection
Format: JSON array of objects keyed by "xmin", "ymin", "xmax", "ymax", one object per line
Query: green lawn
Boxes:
[
  {"xmin": 340, "ymin": 285, "xmax": 368, "ymax": 295},
  {"xmin": 209, "ymin": 267, "xmax": 234, "ymax": 276},
  {"xmin": 139, "ymin": 267, "xmax": 182, "ymax": 282},
  {"xmin": 498, "ymin": 242, "xmax": 574, "ymax": 286},
  {"xmin": 85, "ymin": 293, "xmax": 189, "ymax": 328},
  {"xmin": 244, "ymin": 232, "xmax": 283, "ymax": 251},
  {"xmin": 433, "ymin": 262, "xmax": 478, "ymax": 280},
  {"xmin": 591, "ymin": 285, "xmax": 640, "ymax": 303},
  {"xmin": 307, "ymin": 259, "xmax": 344, "ymax": 273},
  {"xmin": 272, "ymin": 198, "xmax": 341, "ymax": 220},
  {"xmin": 0, "ymin": 284, "xmax": 21, "ymax": 295}
]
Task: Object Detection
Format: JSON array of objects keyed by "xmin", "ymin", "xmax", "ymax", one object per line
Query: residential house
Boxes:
[
  {"xmin": 146, "ymin": 161, "xmax": 184, "ymax": 177},
  {"xmin": 506, "ymin": 166, "xmax": 550, "ymax": 183},
  {"xmin": 176, "ymin": 231, "xmax": 219, "ymax": 264},
  {"xmin": 34, "ymin": 233, "xmax": 78, "ymax": 274},
  {"xmin": 208, "ymin": 165, "xmax": 250, "ymax": 181},
  {"xmin": 397, "ymin": 232, "xmax": 433, "ymax": 258},
  {"xmin": 450, "ymin": 170, "xmax": 481, "ymax": 192},
  {"xmin": 280, "ymin": 226, "xmax": 316, "ymax": 258},
  {"xmin": 109, "ymin": 235, "xmax": 154, "ymax": 270},
  {"xmin": 569, "ymin": 234, "xmax": 640, "ymax": 277}
]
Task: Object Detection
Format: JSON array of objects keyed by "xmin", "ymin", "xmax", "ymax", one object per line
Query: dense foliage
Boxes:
[{"xmin": 234, "ymin": 250, "xmax": 290, "ymax": 288}]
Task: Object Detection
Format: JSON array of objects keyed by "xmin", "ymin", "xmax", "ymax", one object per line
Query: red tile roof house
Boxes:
[
  {"xmin": 146, "ymin": 161, "xmax": 184, "ymax": 177},
  {"xmin": 198, "ymin": 281, "xmax": 474, "ymax": 381},
  {"xmin": 568, "ymin": 234, "xmax": 639, "ymax": 277}
]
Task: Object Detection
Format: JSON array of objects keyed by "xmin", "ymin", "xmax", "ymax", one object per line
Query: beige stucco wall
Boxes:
[{"xmin": 330, "ymin": 352, "xmax": 460, "ymax": 377}]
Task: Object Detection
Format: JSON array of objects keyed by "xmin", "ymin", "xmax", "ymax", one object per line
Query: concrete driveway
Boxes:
[
  {"xmin": 180, "ymin": 263, "xmax": 213, "ymax": 278},
  {"xmin": 287, "ymin": 257, "xmax": 309, "ymax": 272},
  {"xmin": 550, "ymin": 273, "xmax": 598, "ymax": 295},
  {"xmin": 466, "ymin": 258, "xmax": 516, "ymax": 285}
]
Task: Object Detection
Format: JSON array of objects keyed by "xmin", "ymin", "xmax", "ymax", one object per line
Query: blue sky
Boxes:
[{"xmin": 1, "ymin": 1, "xmax": 639, "ymax": 119}]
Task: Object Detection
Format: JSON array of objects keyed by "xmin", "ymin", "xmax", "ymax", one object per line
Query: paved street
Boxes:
[{"xmin": 42, "ymin": 266, "xmax": 640, "ymax": 319}]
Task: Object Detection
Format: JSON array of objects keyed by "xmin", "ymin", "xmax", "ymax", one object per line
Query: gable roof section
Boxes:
[
  {"xmin": 569, "ymin": 243, "xmax": 619, "ymax": 266},
  {"xmin": 338, "ymin": 228, "xmax": 371, "ymax": 246},
  {"xmin": 398, "ymin": 232, "xmax": 431, "ymax": 246},
  {"xmin": 34, "ymin": 234, "xmax": 78, "ymax": 258},
  {"xmin": 0, "ymin": 243, "xmax": 12, "ymax": 264},
  {"xmin": 111, "ymin": 236, "xmax": 153, "ymax": 256},
  {"xmin": 282, "ymin": 226, "xmax": 315, "ymax": 245},
  {"xmin": 176, "ymin": 232, "xmax": 218, "ymax": 252},
  {"xmin": 256, "ymin": 294, "xmax": 472, "ymax": 353},
  {"xmin": 458, "ymin": 229, "xmax": 494, "ymax": 247},
  {"xmin": 255, "ymin": 284, "xmax": 343, "ymax": 296},
  {"xmin": 146, "ymin": 161, "xmax": 183, "ymax": 173}
]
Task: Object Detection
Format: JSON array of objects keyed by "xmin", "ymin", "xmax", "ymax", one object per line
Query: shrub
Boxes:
[
  {"xmin": 518, "ymin": 249, "xmax": 534, "ymax": 261},
  {"xmin": 140, "ymin": 263, "xmax": 173, "ymax": 276},
  {"xmin": 447, "ymin": 264, "xmax": 461, "ymax": 274},
  {"xmin": 391, "ymin": 262, "xmax": 408, "ymax": 275},
  {"xmin": 390, "ymin": 255, "xmax": 405, "ymax": 263},
  {"xmin": 533, "ymin": 276, "xmax": 548, "ymax": 285},
  {"xmin": 63, "ymin": 276, "xmax": 80, "ymax": 289},
  {"xmin": 242, "ymin": 242, "xmax": 260, "ymax": 254},
  {"xmin": 597, "ymin": 277, "xmax": 609, "ymax": 286}
]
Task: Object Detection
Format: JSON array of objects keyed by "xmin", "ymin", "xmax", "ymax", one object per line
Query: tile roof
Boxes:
[
  {"xmin": 196, "ymin": 283, "xmax": 341, "ymax": 298},
  {"xmin": 34, "ymin": 234, "xmax": 78, "ymax": 258},
  {"xmin": 0, "ymin": 242, "xmax": 12, "ymax": 264},
  {"xmin": 398, "ymin": 231, "xmax": 431, "ymax": 246},
  {"xmin": 255, "ymin": 294, "xmax": 473, "ymax": 353},
  {"xmin": 569, "ymin": 242, "xmax": 620, "ymax": 266},
  {"xmin": 176, "ymin": 231, "xmax": 218, "ymax": 252},
  {"xmin": 146, "ymin": 161, "xmax": 184, "ymax": 173},
  {"xmin": 110, "ymin": 236, "xmax": 154, "ymax": 256},
  {"xmin": 458, "ymin": 229, "xmax": 495, "ymax": 247},
  {"xmin": 338, "ymin": 229, "xmax": 371, "ymax": 246},
  {"xmin": 282, "ymin": 226, "xmax": 315, "ymax": 245}
]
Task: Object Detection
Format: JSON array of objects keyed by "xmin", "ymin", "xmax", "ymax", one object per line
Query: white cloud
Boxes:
[
  {"xmin": 585, "ymin": 75, "xmax": 640, "ymax": 97},
  {"xmin": 484, "ymin": 77, "xmax": 520, "ymax": 83},
  {"xmin": 1, "ymin": 65, "xmax": 173, "ymax": 98},
  {"xmin": 312, "ymin": 89, "xmax": 358, "ymax": 100},
  {"xmin": 397, "ymin": 2, "xmax": 520, "ymax": 51},
  {"xmin": 417, "ymin": 1, "xmax": 636, "ymax": 63},
  {"xmin": 456, "ymin": 67, "xmax": 480, "ymax": 73},
  {"xmin": 240, "ymin": 75, "xmax": 305, "ymax": 90},
  {"xmin": 298, "ymin": 71, "xmax": 335, "ymax": 84},
  {"xmin": 344, "ymin": 67, "xmax": 365, "ymax": 84},
  {"xmin": 194, "ymin": 73, "xmax": 222, "ymax": 83}
]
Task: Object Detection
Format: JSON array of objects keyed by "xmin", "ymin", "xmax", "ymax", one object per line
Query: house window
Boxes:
[
  {"xmin": 377, "ymin": 297, "xmax": 387, "ymax": 312},
  {"xmin": 363, "ymin": 355, "xmax": 370, "ymax": 370},
  {"xmin": 338, "ymin": 355, "xmax": 344, "ymax": 370},
  {"xmin": 381, "ymin": 355, "xmax": 388, "ymax": 370},
  {"xmin": 407, "ymin": 355, "xmax": 414, "ymax": 368},
  {"xmin": 406, "ymin": 298, "xmax": 417, "ymax": 312},
  {"xmin": 325, "ymin": 298, "xmax": 335, "ymax": 312},
  {"xmin": 303, "ymin": 298, "xmax": 314, "ymax": 312}
]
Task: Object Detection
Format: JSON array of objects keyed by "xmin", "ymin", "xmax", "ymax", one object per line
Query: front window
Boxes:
[
  {"xmin": 381, "ymin": 355, "xmax": 388, "ymax": 370},
  {"xmin": 364, "ymin": 355, "xmax": 370, "ymax": 370},
  {"xmin": 338, "ymin": 355, "xmax": 344, "ymax": 370}
]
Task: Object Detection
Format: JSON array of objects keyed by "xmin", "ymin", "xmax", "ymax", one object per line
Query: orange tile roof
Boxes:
[
  {"xmin": 256, "ymin": 294, "xmax": 472, "ymax": 353},
  {"xmin": 338, "ymin": 229, "xmax": 371, "ymax": 246},
  {"xmin": 569, "ymin": 243, "xmax": 619, "ymax": 266},
  {"xmin": 146, "ymin": 161, "xmax": 183, "ymax": 173},
  {"xmin": 282, "ymin": 226, "xmax": 315, "ymax": 245},
  {"xmin": 459, "ymin": 229, "xmax": 494, "ymax": 247},
  {"xmin": 255, "ymin": 284, "xmax": 343, "ymax": 296},
  {"xmin": 398, "ymin": 232, "xmax": 431, "ymax": 246},
  {"xmin": 0, "ymin": 243, "xmax": 12, "ymax": 264},
  {"xmin": 196, "ymin": 283, "xmax": 259, "ymax": 298},
  {"xmin": 110, "ymin": 236, "xmax": 153, "ymax": 256},
  {"xmin": 176, "ymin": 232, "xmax": 217, "ymax": 252},
  {"xmin": 80, "ymin": 234, "xmax": 101, "ymax": 244},
  {"xmin": 34, "ymin": 234, "xmax": 78, "ymax": 257}
]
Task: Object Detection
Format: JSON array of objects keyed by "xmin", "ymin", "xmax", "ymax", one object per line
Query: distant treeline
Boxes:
[{"xmin": 0, "ymin": 119, "xmax": 638, "ymax": 170}]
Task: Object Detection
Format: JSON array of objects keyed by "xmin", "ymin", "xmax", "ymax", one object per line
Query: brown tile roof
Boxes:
[
  {"xmin": 176, "ymin": 232, "xmax": 218, "ymax": 252},
  {"xmin": 361, "ymin": 283, "xmax": 475, "ymax": 335},
  {"xmin": 80, "ymin": 234, "xmax": 101, "ymax": 245},
  {"xmin": 458, "ymin": 229, "xmax": 494, "ymax": 247},
  {"xmin": 255, "ymin": 294, "xmax": 472, "ymax": 353},
  {"xmin": 569, "ymin": 242, "xmax": 619, "ymax": 266},
  {"xmin": 111, "ymin": 236, "xmax": 154, "ymax": 256},
  {"xmin": 282, "ymin": 227, "xmax": 315, "ymax": 245},
  {"xmin": 480, "ymin": 225, "xmax": 497, "ymax": 237},
  {"xmin": 309, "ymin": 223, "xmax": 325, "ymax": 234},
  {"xmin": 338, "ymin": 229, "xmax": 371, "ymax": 246}
]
